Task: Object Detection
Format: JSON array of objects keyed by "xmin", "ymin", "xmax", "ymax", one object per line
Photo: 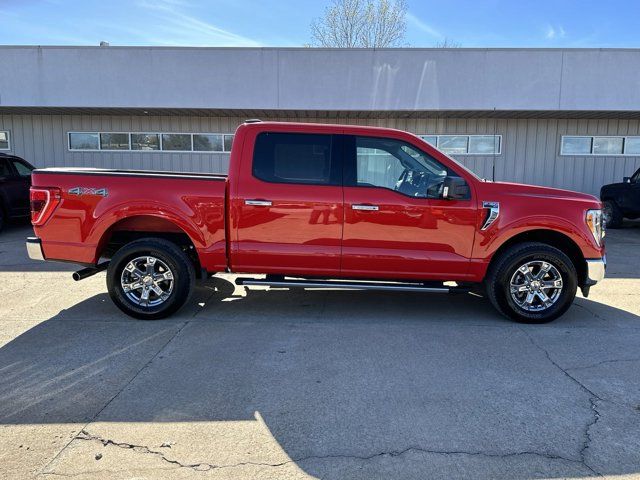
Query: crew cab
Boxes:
[
  {"xmin": 27, "ymin": 121, "xmax": 606, "ymax": 323},
  {"xmin": 601, "ymin": 167, "xmax": 640, "ymax": 228}
]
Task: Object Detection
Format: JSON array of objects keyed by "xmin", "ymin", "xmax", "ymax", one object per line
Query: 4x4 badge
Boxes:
[{"xmin": 69, "ymin": 187, "xmax": 108, "ymax": 197}]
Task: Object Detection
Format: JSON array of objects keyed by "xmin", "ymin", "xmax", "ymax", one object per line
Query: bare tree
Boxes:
[
  {"xmin": 434, "ymin": 38, "xmax": 461, "ymax": 48},
  {"xmin": 310, "ymin": 0, "xmax": 407, "ymax": 48}
]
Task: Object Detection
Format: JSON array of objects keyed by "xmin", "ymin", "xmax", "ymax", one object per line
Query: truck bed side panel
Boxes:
[{"xmin": 32, "ymin": 170, "xmax": 227, "ymax": 271}]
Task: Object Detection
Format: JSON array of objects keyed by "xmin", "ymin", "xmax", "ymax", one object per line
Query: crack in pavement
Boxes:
[
  {"xmin": 71, "ymin": 429, "xmax": 592, "ymax": 474},
  {"xmin": 519, "ymin": 327, "xmax": 604, "ymax": 476},
  {"xmin": 580, "ymin": 398, "xmax": 602, "ymax": 472},
  {"xmin": 566, "ymin": 357, "xmax": 640, "ymax": 371},
  {"xmin": 574, "ymin": 302, "xmax": 608, "ymax": 322},
  {"xmin": 39, "ymin": 320, "xmax": 191, "ymax": 476}
]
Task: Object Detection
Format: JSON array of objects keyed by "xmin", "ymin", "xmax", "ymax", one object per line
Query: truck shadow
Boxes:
[{"xmin": 1, "ymin": 277, "xmax": 640, "ymax": 478}]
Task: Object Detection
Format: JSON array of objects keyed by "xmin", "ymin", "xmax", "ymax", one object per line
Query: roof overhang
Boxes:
[{"xmin": 1, "ymin": 47, "xmax": 640, "ymax": 114}]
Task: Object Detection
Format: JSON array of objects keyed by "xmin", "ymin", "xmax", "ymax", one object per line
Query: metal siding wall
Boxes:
[{"xmin": 1, "ymin": 114, "xmax": 640, "ymax": 196}]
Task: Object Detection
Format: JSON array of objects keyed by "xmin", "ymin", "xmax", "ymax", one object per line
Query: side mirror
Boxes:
[
  {"xmin": 442, "ymin": 176, "xmax": 470, "ymax": 200},
  {"xmin": 623, "ymin": 177, "xmax": 632, "ymax": 183}
]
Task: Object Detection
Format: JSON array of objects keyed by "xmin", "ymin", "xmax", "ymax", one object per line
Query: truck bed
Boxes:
[{"xmin": 31, "ymin": 167, "xmax": 228, "ymax": 271}]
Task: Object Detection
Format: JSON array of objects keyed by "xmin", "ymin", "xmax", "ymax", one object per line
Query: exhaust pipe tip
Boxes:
[{"xmin": 72, "ymin": 262, "xmax": 109, "ymax": 281}]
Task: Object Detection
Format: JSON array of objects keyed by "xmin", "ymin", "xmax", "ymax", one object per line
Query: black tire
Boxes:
[
  {"xmin": 485, "ymin": 242, "xmax": 578, "ymax": 324},
  {"xmin": 603, "ymin": 200, "xmax": 623, "ymax": 229},
  {"xmin": 106, "ymin": 238, "xmax": 195, "ymax": 320}
]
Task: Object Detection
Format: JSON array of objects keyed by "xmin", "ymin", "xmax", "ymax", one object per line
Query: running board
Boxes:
[{"xmin": 234, "ymin": 277, "xmax": 469, "ymax": 294}]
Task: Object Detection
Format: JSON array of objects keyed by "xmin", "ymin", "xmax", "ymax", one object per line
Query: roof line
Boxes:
[{"xmin": 1, "ymin": 45, "xmax": 640, "ymax": 52}]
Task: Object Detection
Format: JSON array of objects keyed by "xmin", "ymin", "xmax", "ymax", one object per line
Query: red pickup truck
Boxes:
[{"xmin": 27, "ymin": 121, "xmax": 606, "ymax": 323}]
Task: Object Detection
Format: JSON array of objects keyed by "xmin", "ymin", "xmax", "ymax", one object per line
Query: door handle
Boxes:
[
  {"xmin": 352, "ymin": 204, "xmax": 379, "ymax": 211},
  {"xmin": 245, "ymin": 199, "xmax": 272, "ymax": 207}
]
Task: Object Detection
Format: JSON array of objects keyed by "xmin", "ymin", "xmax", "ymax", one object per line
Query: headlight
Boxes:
[{"xmin": 586, "ymin": 209, "xmax": 604, "ymax": 246}]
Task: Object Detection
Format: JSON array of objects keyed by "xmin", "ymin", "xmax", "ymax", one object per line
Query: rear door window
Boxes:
[
  {"xmin": 11, "ymin": 159, "xmax": 33, "ymax": 177},
  {"xmin": 252, "ymin": 132, "xmax": 340, "ymax": 185}
]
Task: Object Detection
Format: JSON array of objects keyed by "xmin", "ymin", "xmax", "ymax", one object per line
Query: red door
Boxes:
[
  {"xmin": 231, "ymin": 130, "xmax": 344, "ymax": 276},
  {"xmin": 341, "ymin": 135, "xmax": 477, "ymax": 281}
]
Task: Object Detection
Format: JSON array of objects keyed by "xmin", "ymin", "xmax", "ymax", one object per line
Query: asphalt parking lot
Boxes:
[{"xmin": 1, "ymin": 221, "xmax": 639, "ymax": 479}]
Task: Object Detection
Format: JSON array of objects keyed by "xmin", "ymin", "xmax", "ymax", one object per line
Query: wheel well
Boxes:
[
  {"xmin": 490, "ymin": 229, "xmax": 587, "ymax": 285},
  {"xmin": 99, "ymin": 216, "xmax": 203, "ymax": 277}
]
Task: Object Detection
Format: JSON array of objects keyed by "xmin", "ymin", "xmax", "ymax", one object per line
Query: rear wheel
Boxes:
[
  {"xmin": 106, "ymin": 238, "xmax": 195, "ymax": 319},
  {"xmin": 603, "ymin": 200, "xmax": 623, "ymax": 228},
  {"xmin": 485, "ymin": 242, "xmax": 577, "ymax": 324}
]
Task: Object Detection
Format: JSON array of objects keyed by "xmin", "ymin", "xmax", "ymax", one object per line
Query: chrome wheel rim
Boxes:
[
  {"xmin": 509, "ymin": 260, "xmax": 563, "ymax": 312},
  {"xmin": 120, "ymin": 256, "xmax": 174, "ymax": 307}
]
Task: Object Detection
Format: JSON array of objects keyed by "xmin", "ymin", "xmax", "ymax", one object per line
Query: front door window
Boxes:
[{"xmin": 354, "ymin": 136, "xmax": 450, "ymax": 198}]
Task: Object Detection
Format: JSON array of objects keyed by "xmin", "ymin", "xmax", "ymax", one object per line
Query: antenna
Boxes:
[{"xmin": 492, "ymin": 107, "xmax": 497, "ymax": 182}]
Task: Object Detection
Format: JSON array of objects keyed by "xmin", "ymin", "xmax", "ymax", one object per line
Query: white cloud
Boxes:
[
  {"xmin": 135, "ymin": 0, "xmax": 262, "ymax": 47},
  {"xmin": 406, "ymin": 12, "xmax": 444, "ymax": 40},
  {"xmin": 545, "ymin": 24, "xmax": 566, "ymax": 40}
]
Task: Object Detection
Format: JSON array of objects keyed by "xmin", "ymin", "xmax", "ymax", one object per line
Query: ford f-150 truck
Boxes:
[{"xmin": 26, "ymin": 121, "xmax": 606, "ymax": 323}]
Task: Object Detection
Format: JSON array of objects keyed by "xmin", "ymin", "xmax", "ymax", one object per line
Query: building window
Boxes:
[
  {"xmin": 100, "ymin": 133, "xmax": 129, "ymax": 150},
  {"xmin": 69, "ymin": 132, "xmax": 100, "ymax": 150},
  {"xmin": 421, "ymin": 135, "xmax": 437, "ymax": 147},
  {"xmin": 0, "ymin": 131, "xmax": 10, "ymax": 150},
  {"xmin": 224, "ymin": 134, "xmax": 234, "ymax": 152},
  {"xmin": 68, "ymin": 132, "xmax": 234, "ymax": 152},
  {"xmin": 162, "ymin": 134, "xmax": 192, "ymax": 151},
  {"xmin": 625, "ymin": 137, "xmax": 640, "ymax": 155},
  {"xmin": 131, "ymin": 133, "xmax": 160, "ymax": 151},
  {"xmin": 593, "ymin": 137, "xmax": 623, "ymax": 155},
  {"xmin": 419, "ymin": 134, "xmax": 501, "ymax": 155},
  {"xmin": 193, "ymin": 134, "xmax": 223, "ymax": 152},
  {"xmin": 561, "ymin": 136, "xmax": 640, "ymax": 156},
  {"xmin": 561, "ymin": 136, "xmax": 592, "ymax": 155}
]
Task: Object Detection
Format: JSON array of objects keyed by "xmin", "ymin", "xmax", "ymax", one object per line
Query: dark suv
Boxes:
[
  {"xmin": 0, "ymin": 154, "xmax": 34, "ymax": 231},
  {"xmin": 601, "ymin": 167, "xmax": 640, "ymax": 228}
]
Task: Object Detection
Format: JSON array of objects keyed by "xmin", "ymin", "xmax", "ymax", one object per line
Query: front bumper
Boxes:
[
  {"xmin": 26, "ymin": 237, "xmax": 45, "ymax": 261},
  {"xmin": 585, "ymin": 256, "xmax": 606, "ymax": 285}
]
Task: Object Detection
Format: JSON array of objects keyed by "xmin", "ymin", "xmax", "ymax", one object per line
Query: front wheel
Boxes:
[
  {"xmin": 603, "ymin": 200, "xmax": 623, "ymax": 229},
  {"xmin": 485, "ymin": 242, "xmax": 578, "ymax": 324},
  {"xmin": 106, "ymin": 238, "xmax": 195, "ymax": 319}
]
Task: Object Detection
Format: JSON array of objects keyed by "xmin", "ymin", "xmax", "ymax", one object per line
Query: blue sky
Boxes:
[{"xmin": 1, "ymin": 0, "xmax": 639, "ymax": 48}]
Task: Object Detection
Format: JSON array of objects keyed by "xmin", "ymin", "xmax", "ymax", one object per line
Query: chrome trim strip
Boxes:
[
  {"xmin": 481, "ymin": 201, "xmax": 500, "ymax": 230},
  {"xmin": 26, "ymin": 237, "xmax": 45, "ymax": 261},
  {"xmin": 352, "ymin": 204, "xmax": 380, "ymax": 211},
  {"xmin": 245, "ymin": 199, "xmax": 272, "ymax": 206},
  {"xmin": 33, "ymin": 168, "xmax": 226, "ymax": 181},
  {"xmin": 585, "ymin": 257, "xmax": 606, "ymax": 284}
]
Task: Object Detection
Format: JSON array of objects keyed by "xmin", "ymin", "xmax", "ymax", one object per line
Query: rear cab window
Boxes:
[{"xmin": 252, "ymin": 132, "xmax": 341, "ymax": 185}]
